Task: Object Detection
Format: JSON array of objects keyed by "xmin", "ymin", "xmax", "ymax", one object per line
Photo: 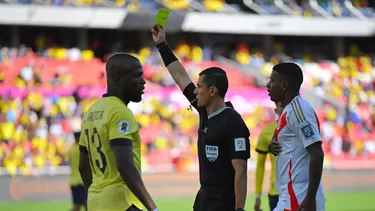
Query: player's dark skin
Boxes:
[
  {"xmin": 266, "ymin": 70, "xmax": 324, "ymax": 211},
  {"xmin": 79, "ymin": 54, "xmax": 157, "ymax": 211},
  {"xmin": 73, "ymin": 134, "xmax": 88, "ymax": 211}
]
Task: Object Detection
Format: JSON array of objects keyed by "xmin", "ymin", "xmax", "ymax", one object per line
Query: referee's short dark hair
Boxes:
[
  {"xmin": 199, "ymin": 67, "xmax": 228, "ymax": 98},
  {"xmin": 273, "ymin": 62, "xmax": 303, "ymax": 89}
]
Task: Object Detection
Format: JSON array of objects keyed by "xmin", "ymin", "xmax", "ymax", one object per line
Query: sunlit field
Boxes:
[{"xmin": 1, "ymin": 191, "xmax": 375, "ymax": 211}]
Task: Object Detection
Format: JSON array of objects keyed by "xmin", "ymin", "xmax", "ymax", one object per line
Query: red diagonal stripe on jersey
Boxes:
[
  {"xmin": 275, "ymin": 111, "xmax": 288, "ymax": 142},
  {"xmin": 284, "ymin": 160, "xmax": 299, "ymax": 211}
]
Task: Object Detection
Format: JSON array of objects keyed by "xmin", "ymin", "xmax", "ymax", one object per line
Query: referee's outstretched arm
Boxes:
[{"xmin": 152, "ymin": 25, "xmax": 192, "ymax": 91}]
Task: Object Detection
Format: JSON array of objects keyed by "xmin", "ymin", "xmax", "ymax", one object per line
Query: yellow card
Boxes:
[{"xmin": 154, "ymin": 8, "xmax": 170, "ymax": 26}]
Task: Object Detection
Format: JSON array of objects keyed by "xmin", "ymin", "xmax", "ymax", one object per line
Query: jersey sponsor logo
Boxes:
[
  {"xmin": 234, "ymin": 137, "xmax": 246, "ymax": 152},
  {"xmin": 301, "ymin": 124, "xmax": 314, "ymax": 139},
  {"xmin": 117, "ymin": 120, "xmax": 130, "ymax": 135},
  {"xmin": 205, "ymin": 145, "xmax": 219, "ymax": 162}
]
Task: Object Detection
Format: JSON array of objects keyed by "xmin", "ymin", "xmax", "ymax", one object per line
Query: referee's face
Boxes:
[{"xmin": 195, "ymin": 76, "xmax": 211, "ymax": 108}]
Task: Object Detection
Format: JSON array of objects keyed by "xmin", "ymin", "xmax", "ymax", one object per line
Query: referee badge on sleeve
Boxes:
[
  {"xmin": 205, "ymin": 145, "xmax": 219, "ymax": 162},
  {"xmin": 117, "ymin": 120, "xmax": 130, "ymax": 135},
  {"xmin": 234, "ymin": 137, "xmax": 246, "ymax": 152}
]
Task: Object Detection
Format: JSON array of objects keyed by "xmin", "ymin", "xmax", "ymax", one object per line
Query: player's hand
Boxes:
[
  {"xmin": 268, "ymin": 139, "xmax": 282, "ymax": 156},
  {"xmin": 297, "ymin": 197, "xmax": 316, "ymax": 211},
  {"xmin": 254, "ymin": 198, "xmax": 262, "ymax": 211},
  {"xmin": 151, "ymin": 24, "xmax": 166, "ymax": 45}
]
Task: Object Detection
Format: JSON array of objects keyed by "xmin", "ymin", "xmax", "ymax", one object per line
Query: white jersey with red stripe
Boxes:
[{"xmin": 274, "ymin": 96, "xmax": 325, "ymax": 211}]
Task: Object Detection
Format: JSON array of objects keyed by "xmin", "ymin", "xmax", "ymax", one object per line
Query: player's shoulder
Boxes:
[
  {"xmin": 102, "ymin": 96, "xmax": 133, "ymax": 116},
  {"xmin": 286, "ymin": 96, "xmax": 315, "ymax": 124},
  {"xmin": 262, "ymin": 122, "xmax": 277, "ymax": 134},
  {"xmin": 259, "ymin": 122, "xmax": 276, "ymax": 140},
  {"xmin": 103, "ymin": 96, "xmax": 128, "ymax": 109}
]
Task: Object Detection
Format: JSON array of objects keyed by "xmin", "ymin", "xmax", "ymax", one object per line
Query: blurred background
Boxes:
[{"xmin": 0, "ymin": 0, "xmax": 375, "ymax": 210}]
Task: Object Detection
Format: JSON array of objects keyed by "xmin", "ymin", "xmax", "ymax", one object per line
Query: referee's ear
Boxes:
[{"xmin": 209, "ymin": 86, "xmax": 217, "ymax": 97}]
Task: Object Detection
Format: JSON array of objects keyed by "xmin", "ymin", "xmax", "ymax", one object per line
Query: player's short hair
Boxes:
[
  {"xmin": 199, "ymin": 67, "xmax": 228, "ymax": 98},
  {"xmin": 273, "ymin": 62, "xmax": 303, "ymax": 89},
  {"xmin": 105, "ymin": 53, "xmax": 140, "ymax": 77}
]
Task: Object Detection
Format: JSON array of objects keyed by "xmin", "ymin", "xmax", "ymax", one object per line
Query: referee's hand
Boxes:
[
  {"xmin": 268, "ymin": 139, "xmax": 282, "ymax": 156},
  {"xmin": 151, "ymin": 24, "xmax": 166, "ymax": 45}
]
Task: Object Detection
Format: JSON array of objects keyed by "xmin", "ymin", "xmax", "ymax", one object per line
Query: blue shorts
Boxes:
[
  {"xmin": 126, "ymin": 205, "xmax": 143, "ymax": 211},
  {"xmin": 71, "ymin": 185, "xmax": 87, "ymax": 205},
  {"xmin": 269, "ymin": 194, "xmax": 279, "ymax": 211}
]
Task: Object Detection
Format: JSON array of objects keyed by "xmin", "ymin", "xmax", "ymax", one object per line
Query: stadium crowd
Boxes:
[
  {"xmin": 2, "ymin": 0, "xmax": 374, "ymax": 17},
  {"xmin": 0, "ymin": 38, "xmax": 374, "ymax": 176}
]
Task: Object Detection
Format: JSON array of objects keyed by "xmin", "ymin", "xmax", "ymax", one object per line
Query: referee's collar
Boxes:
[{"xmin": 208, "ymin": 101, "xmax": 233, "ymax": 119}]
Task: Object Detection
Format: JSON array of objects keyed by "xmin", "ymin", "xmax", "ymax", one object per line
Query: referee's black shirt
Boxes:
[{"xmin": 183, "ymin": 83, "xmax": 251, "ymax": 198}]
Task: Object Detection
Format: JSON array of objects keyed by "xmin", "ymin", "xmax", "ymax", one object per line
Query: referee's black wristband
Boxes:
[{"xmin": 156, "ymin": 41, "xmax": 178, "ymax": 67}]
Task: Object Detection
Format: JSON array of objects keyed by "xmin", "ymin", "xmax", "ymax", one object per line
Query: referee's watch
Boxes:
[{"xmin": 235, "ymin": 209, "xmax": 245, "ymax": 211}]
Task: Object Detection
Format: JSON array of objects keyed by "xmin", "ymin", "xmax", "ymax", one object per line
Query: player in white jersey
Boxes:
[{"xmin": 266, "ymin": 63, "xmax": 325, "ymax": 211}]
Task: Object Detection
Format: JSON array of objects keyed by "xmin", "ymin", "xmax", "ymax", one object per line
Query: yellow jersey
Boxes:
[
  {"xmin": 79, "ymin": 95, "xmax": 143, "ymax": 211},
  {"xmin": 68, "ymin": 143, "xmax": 84, "ymax": 186},
  {"xmin": 255, "ymin": 122, "xmax": 278, "ymax": 196}
]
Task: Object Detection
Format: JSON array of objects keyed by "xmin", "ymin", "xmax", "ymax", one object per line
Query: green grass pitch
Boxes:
[{"xmin": 0, "ymin": 191, "xmax": 374, "ymax": 211}]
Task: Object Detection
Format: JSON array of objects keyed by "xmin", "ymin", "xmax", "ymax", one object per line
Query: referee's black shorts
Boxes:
[{"xmin": 193, "ymin": 188, "xmax": 235, "ymax": 211}]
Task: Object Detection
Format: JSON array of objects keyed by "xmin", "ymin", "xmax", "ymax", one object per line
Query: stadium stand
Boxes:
[
  {"xmin": 2, "ymin": 0, "xmax": 373, "ymax": 17},
  {"xmin": 0, "ymin": 39, "xmax": 374, "ymax": 176}
]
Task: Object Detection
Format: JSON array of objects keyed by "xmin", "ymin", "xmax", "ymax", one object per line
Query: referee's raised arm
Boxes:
[{"xmin": 151, "ymin": 24, "xmax": 192, "ymax": 91}]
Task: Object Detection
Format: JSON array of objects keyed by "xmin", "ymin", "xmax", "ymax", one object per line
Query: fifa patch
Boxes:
[
  {"xmin": 234, "ymin": 137, "xmax": 246, "ymax": 152},
  {"xmin": 117, "ymin": 120, "xmax": 130, "ymax": 135},
  {"xmin": 301, "ymin": 124, "xmax": 314, "ymax": 139},
  {"xmin": 205, "ymin": 145, "xmax": 219, "ymax": 162}
]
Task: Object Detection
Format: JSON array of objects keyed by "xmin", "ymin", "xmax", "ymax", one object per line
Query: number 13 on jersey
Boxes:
[{"xmin": 85, "ymin": 128, "xmax": 107, "ymax": 174}]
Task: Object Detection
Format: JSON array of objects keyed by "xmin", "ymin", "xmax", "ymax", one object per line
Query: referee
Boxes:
[{"xmin": 152, "ymin": 25, "xmax": 250, "ymax": 211}]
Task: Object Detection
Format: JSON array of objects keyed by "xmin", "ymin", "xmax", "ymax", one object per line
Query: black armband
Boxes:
[{"xmin": 156, "ymin": 41, "xmax": 178, "ymax": 67}]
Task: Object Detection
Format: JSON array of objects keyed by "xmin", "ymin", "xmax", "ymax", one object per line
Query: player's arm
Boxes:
[
  {"xmin": 109, "ymin": 113, "xmax": 157, "ymax": 211},
  {"xmin": 112, "ymin": 145, "xmax": 157, "ymax": 211},
  {"xmin": 306, "ymin": 142, "xmax": 324, "ymax": 199},
  {"xmin": 227, "ymin": 115, "xmax": 251, "ymax": 210},
  {"xmin": 78, "ymin": 133, "xmax": 92, "ymax": 189},
  {"xmin": 291, "ymin": 103, "xmax": 324, "ymax": 199},
  {"xmin": 153, "ymin": 25, "xmax": 192, "ymax": 92},
  {"xmin": 255, "ymin": 130, "xmax": 269, "ymax": 198}
]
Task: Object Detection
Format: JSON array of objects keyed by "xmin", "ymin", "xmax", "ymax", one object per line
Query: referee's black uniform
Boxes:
[{"xmin": 183, "ymin": 83, "xmax": 251, "ymax": 211}]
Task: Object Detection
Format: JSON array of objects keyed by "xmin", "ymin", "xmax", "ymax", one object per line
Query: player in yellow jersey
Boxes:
[
  {"xmin": 68, "ymin": 132, "xmax": 87, "ymax": 211},
  {"xmin": 254, "ymin": 102, "xmax": 284, "ymax": 211},
  {"xmin": 78, "ymin": 53, "xmax": 158, "ymax": 211}
]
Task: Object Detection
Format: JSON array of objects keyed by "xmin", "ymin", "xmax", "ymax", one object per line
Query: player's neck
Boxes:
[
  {"xmin": 282, "ymin": 92, "xmax": 300, "ymax": 107},
  {"xmin": 206, "ymin": 98, "xmax": 226, "ymax": 115},
  {"xmin": 106, "ymin": 89, "xmax": 130, "ymax": 105}
]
